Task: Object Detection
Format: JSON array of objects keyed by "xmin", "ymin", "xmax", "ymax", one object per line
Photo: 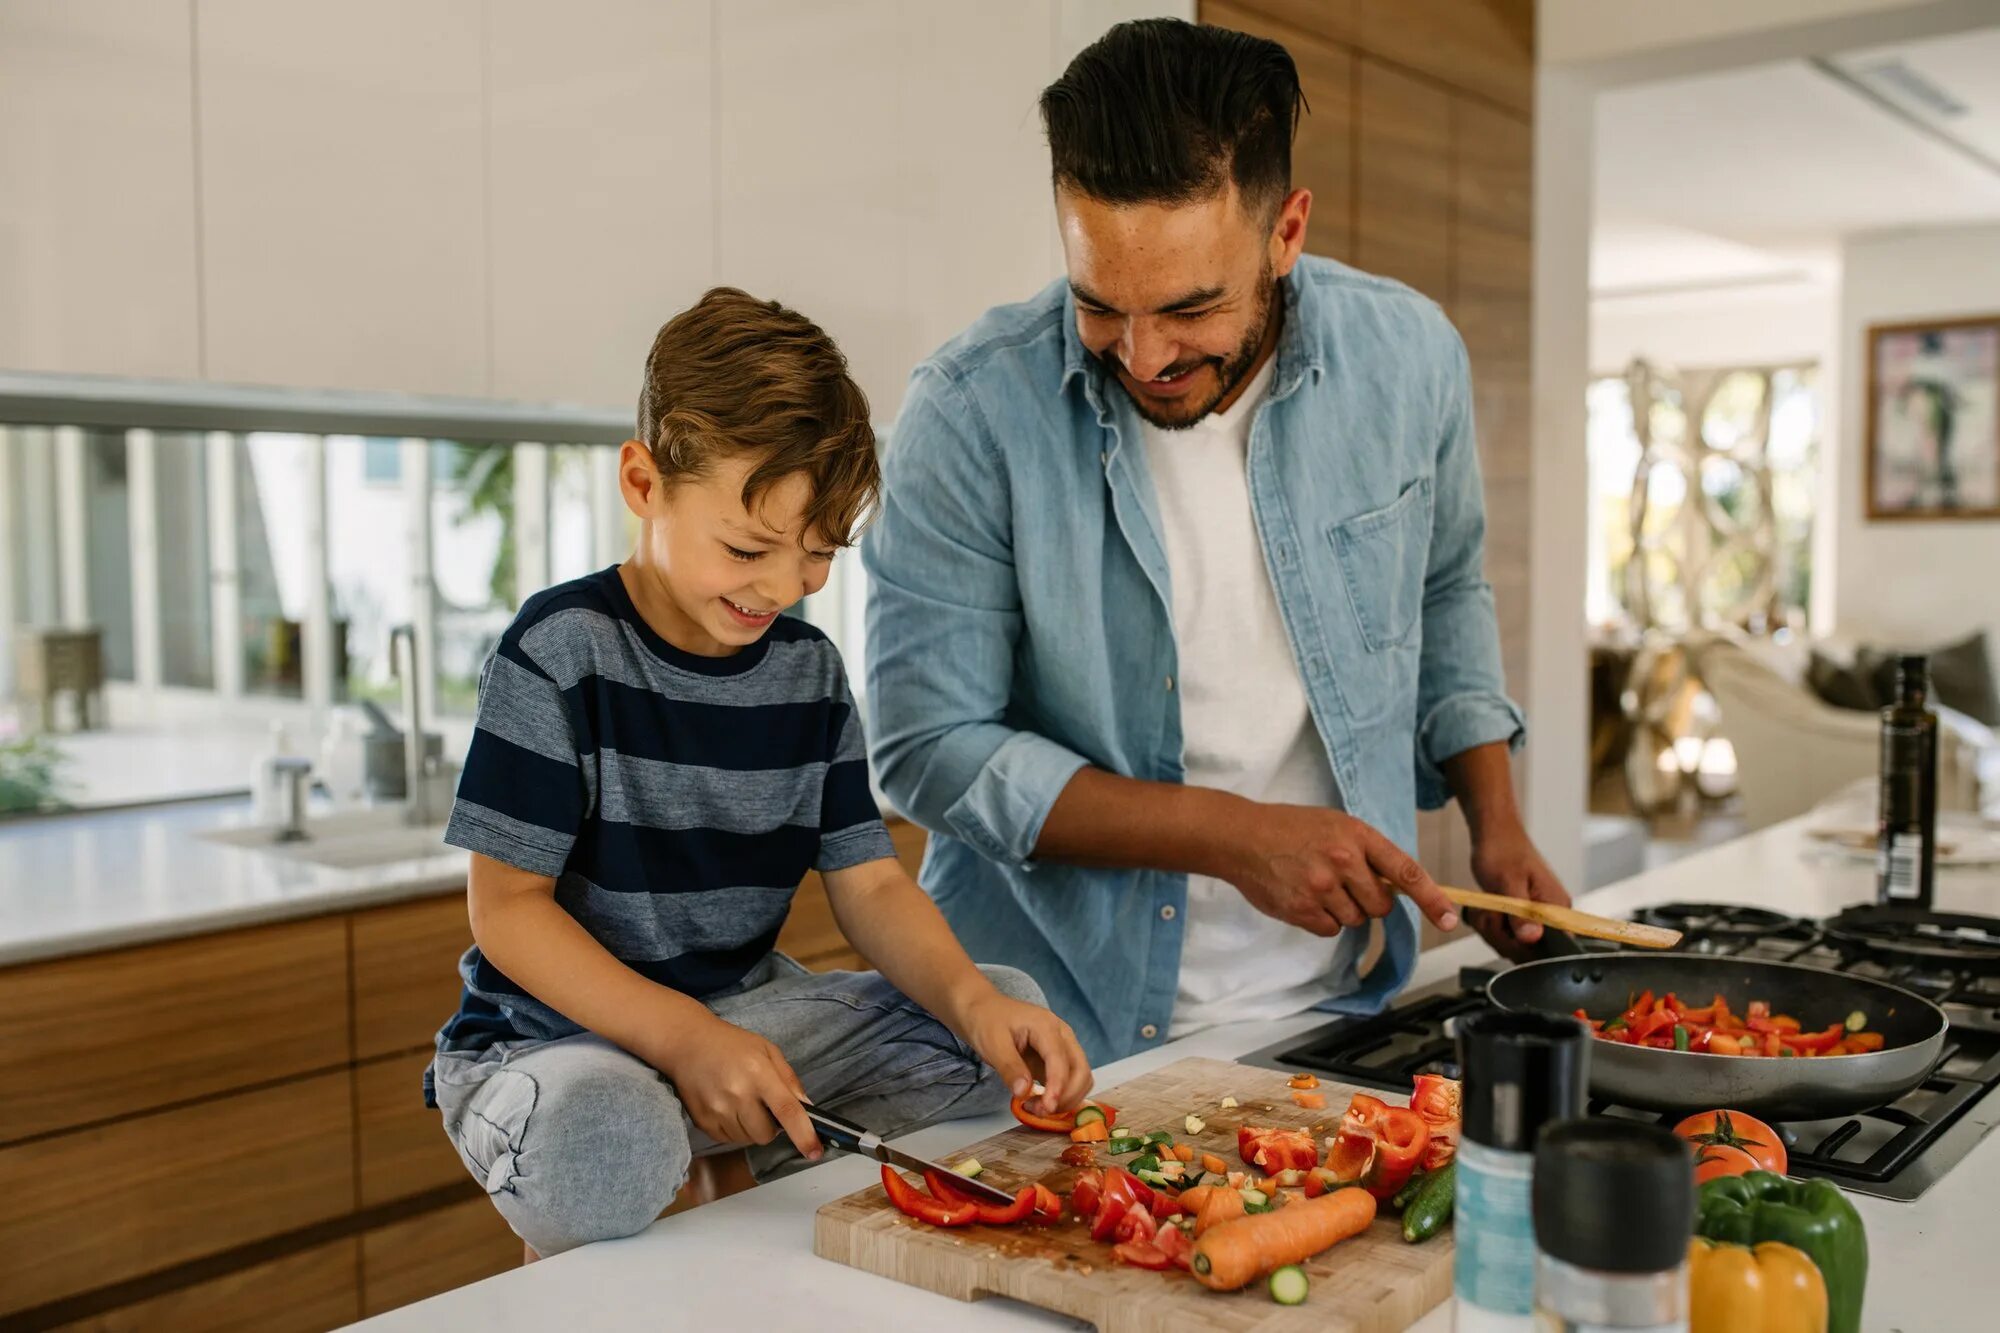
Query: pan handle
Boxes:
[{"xmin": 1530, "ymin": 926, "xmax": 1584, "ymax": 959}]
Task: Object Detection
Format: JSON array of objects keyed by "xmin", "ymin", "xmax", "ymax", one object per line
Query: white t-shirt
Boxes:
[{"xmin": 1138, "ymin": 355, "xmax": 1360, "ymax": 1038}]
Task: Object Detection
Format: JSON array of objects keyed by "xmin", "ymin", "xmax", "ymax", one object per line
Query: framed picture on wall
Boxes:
[{"xmin": 1865, "ymin": 314, "xmax": 2000, "ymax": 520}]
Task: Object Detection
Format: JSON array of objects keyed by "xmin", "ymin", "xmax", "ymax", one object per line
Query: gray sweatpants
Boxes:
[{"xmin": 429, "ymin": 953, "xmax": 1042, "ymax": 1256}]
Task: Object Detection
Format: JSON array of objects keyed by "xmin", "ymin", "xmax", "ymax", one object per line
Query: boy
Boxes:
[{"xmin": 426, "ymin": 287, "xmax": 1090, "ymax": 1258}]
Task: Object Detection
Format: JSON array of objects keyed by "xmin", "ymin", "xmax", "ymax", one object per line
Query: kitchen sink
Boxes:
[{"xmin": 200, "ymin": 805, "xmax": 456, "ymax": 870}]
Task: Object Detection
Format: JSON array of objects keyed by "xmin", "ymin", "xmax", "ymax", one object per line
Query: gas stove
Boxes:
[{"xmin": 1239, "ymin": 902, "xmax": 2000, "ymax": 1200}]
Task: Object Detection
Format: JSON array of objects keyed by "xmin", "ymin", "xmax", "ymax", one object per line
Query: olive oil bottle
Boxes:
[{"xmin": 1877, "ymin": 653, "xmax": 1938, "ymax": 908}]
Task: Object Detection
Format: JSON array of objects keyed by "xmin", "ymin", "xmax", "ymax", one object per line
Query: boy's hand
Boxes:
[
  {"xmin": 650, "ymin": 1012, "xmax": 823, "ymax": 1161},
  {"xmin": 955, "ymin": 989, "xmax": 1092, "ymax": 1118}
]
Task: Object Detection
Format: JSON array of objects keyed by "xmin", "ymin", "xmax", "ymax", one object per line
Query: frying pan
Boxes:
[{"xmin": 1485, "ymin": 952, "xmax": 1947, "ymax": 1120}]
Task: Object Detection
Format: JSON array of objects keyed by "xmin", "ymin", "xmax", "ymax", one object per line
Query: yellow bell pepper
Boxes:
[{"xmin": 1689, "ymin": 1238, "xmax": 1829, "ymax": 1333}]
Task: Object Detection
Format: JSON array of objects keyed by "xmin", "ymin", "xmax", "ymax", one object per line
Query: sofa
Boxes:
[{"xmin": 1693, "ymin": 632, "xmax": 2000, "ymax": 831}]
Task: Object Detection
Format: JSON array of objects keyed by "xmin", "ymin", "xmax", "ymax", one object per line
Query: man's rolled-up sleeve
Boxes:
[
  {"xmin": 862, "ymin": 365, "xmax": 1088, "ymax": 867},
  {"xmin": 1413, "ymin": 328, "xmax": 1526, "ymax": 811}
]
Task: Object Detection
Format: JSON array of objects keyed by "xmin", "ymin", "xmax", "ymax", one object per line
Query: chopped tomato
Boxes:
[
  {"xmin": 1089, "ymin": 1196, "xmax": 1129, "ymax": 1242},
  {"xmin": 1069, "ymin": 1168, "xmax": 1103, "ymax": 1218},
  {"xmin": 1113, "ymin": 1203, "xmax": 1158, "ymax": 1246},
  {"xmin": 1154, "ymin": 1219, "xmax": 1196, "ymax": 1270},
  {"xmin": 1111, "ymin": 1238, "xmax": 1175, "ymax": 1270}
]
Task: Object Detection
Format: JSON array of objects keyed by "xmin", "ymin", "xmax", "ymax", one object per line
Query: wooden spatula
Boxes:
[{"xmin": 1429, "ymin": 884, "xmax": 1682, "ymax": 950}]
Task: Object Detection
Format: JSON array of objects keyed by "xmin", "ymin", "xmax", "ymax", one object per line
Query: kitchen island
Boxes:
[{"xmin": 348, "ymin": 814, "xmax": 2000, "ymax": 1333}]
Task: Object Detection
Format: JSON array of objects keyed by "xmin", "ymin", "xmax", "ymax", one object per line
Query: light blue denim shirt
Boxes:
[{"xmin": 862, "ymin": 255, "xmax": 1524, "ymax": 1065}]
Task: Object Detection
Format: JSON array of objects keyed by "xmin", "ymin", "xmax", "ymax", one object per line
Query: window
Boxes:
[
  {"xmin": 430, "ymin": 441, "xmax": 515, "ymax": 717},
  {"xmin": 1586, "ymin": 362, "xmax": 1819, "ymax": 635},
  {"xmin": 549, "ymin": 444, "xmax": 600, "ymax": 584},
  {"xmin": 154, "ymin": 431, "xmax": 213, "ymax": 688},
  {"xmin": 236, "ymin": 433, "xmax": 315, "ymax": 698},
  {"xmin": 327, "ymin": 436, "xmax": 409, "ymax": 706},
  {"xmin": 83, "ymin": 430, "xmax": 134, "ymax": 681}
]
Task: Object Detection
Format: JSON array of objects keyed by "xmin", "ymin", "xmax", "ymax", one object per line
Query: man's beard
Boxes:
[{"xmin": 1107, "ymin": 266, "xmax": 1278, "ymax": 430}]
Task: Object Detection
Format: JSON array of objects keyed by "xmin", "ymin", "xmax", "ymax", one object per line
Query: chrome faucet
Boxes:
[
  {"xmin": 388, "ymin": 624, "xmax": 433, "ymax": 825},
  {"xmin": 271, "ymin": 755, "xmax": 314, "ymax": 842}
]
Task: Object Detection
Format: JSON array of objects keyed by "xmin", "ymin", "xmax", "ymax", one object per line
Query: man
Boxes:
[{"xmin": 862, "ymin": 18, "xmax": 1568, "ymax": 1064}]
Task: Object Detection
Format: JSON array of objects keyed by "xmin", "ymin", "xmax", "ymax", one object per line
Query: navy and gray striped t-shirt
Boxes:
[{"xmin": 429, "ymin": 564, "xmax": 894, "ymax": 1086}]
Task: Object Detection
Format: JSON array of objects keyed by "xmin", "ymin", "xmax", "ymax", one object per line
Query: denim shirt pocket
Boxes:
[{"xmin": 1327, "ymin": 476, "xmax": 1433, "ymax": 654}]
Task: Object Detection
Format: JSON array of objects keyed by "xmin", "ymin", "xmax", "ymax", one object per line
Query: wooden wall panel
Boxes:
[
  {"xmin": 361, "ymin": 1195, "xmax": 520, "ymax": 1318},
  {"xmin": 1355, "ymin": 0, "xmax": 1534, "ymax": 118},
  {"xmin": 1355, "ymin": 59, "xmax": 1451, "ymax": 303},
  {"xmin": 0, "ymin": 917, "xmax": 350, "ymax": 1144},
  {"xmin": 0, "ymin": 1071, "xmax": 355, "ymax": 1316},
  {"xmin": 352, "ymin": 893, "xmax": 472, "ymax": 1060},
  {"xmin": 1204, "ymin": 1, "xmax": 1354, "ymax": 262},
  {"xmin": 51, "ymin": 1239, "xmax": 360, "ymax": 1333}
]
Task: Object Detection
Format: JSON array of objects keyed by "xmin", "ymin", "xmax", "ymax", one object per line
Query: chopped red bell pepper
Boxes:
[
  {"xmin": 1238, "ymin": 1125, "xmax": 1320, "ymax": 1173},
  {"xmin": 1029, "ymin": 1183, "xmax": 1063, "ymax": 1224},
  {"xmin": 1325, "ymin": 1127, "xmax": 1378, "ymax": 1183},
  {"xmin": 924, "ymin": 1170, "xmax": 1037, "ymax": 1225},
  {"xmin": 882, "ymin": 1164, "xmax": 977, "ymax": 1227},
  {"xmin": 1788, "ymin": 1022, "xmax": 1848, "ymax": 1054}
]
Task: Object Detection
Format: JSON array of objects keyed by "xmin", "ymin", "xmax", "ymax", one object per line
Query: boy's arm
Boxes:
[
  {"xmin": 467, "ymin": 852, "xmax": 822, "ymax": 1157},
  {"xmin": 821, "ymin": 856, "xmax": 1092, "ymax": 1116}
]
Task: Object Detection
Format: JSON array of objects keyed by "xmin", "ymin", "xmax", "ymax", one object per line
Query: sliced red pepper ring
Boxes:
[
  {"xmin": 882, "ymin": 1164, "xmax": 977, "ymax": 1227},
  {"xmin": 1009, "ymin": 1093, "xmax": 1075, "ymax": 1133}
]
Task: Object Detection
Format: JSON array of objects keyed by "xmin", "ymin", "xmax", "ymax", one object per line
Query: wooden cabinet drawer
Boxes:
[
  {"xmin": 356, "ymin": 1049, "xmax": 465, "ymax": 1207},
  {"xmin": 353, "ymin": 894, "xmax": 472, "ymax": 1059},
  {"xmin": 51, "ymin": 1238, "xmax": 360, "ymax": 1332},
  {"xmin": 0, "ymin": 916, "xmax": 350, "ymax": 1143},
  {"xmin": 361, "ymin": 1195, "xmax": 519, "ymax": 1317},
  {"xmin": 0, "ymin": 1070, "xmax": 355, "ymax": 1317}
]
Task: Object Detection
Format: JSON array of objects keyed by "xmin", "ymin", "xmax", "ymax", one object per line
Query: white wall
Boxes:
[
  {"xmin": 1542, "ymin": 0, "xmax": 1939, "ymax": 65},
  {"xmin": 1590, "ymin": 282, "xmax": 1835, "ymax": 374},
  {"xmin": 1832, "ymin": 223, "xmax": 2000, "ymax": 653},
  {"xmin": 0, "ymin": 0, "xmax": 1190, "ymax": 420}
]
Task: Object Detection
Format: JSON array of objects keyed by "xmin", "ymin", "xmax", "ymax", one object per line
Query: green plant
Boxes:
[{"xmin": 0, "ymin": 733, "xmax": 72, "ymax": 815}]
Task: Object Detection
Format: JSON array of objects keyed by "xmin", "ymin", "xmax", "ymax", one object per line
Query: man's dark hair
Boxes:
[{"xmin": 1039, "ymin": 18, "xmax": 1304, "ymax": 213}]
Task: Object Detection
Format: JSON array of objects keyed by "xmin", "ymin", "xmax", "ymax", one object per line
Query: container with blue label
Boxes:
[{"xmin": 1452, "ymin": 1009, "xmax": 1588, "ymax": 1331}]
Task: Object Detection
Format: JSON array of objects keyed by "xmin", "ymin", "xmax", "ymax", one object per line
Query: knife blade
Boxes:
[{"xmin": 802, "ymin": 1104, "xmax": 1018, "ymax": 1207}]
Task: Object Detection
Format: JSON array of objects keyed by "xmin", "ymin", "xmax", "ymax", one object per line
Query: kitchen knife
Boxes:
[{"xmin": 802, "ymin": 1103, "xmax": 1019, "ymax": 1206}]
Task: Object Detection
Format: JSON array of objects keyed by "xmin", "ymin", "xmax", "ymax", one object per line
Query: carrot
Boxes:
[
  {"xmin": 1201, "ymin": 1153, "xmax": 1228, "ymax": 1176},
  {"xmin": 1190, "ymin": 1184, "xmax": 1247, "ymax": 1236},
  {"xmin": 1069, "ymin": 1119, "xmax": 1109, "ymax": 1143},
  {"xmin": 1172, "ymin": 1143, "xmax": 1196, "ymax": 1163},
  {"xmin": 1291, "ymin": 1091, "xmax": 1327, "ymax": 1109},
  {"xmin": 1191, "ymin": 1187, "xmax": 1377, "ymax": 1290}
]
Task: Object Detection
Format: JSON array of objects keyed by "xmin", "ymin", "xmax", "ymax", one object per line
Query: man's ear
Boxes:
[{"xmin": 1269, "ymin": 187, "xmax": 1312, "ymax": 277}]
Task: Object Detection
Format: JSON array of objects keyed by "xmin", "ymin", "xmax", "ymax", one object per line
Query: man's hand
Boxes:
[
  {"xmin": 952, "ymin": 987, "xmax": 1093, "ymax": 1119},
  {"xmin": 1215, "ymin": 803, "xmax": 1461, "ymax": 936},
  {"xmin": 1466, "ymin": 822, "xmax": 1570, "ymax": 962},
  {"xmin": 648, "ymin": 1010, "xmax": 823, "ymax": 1160}
]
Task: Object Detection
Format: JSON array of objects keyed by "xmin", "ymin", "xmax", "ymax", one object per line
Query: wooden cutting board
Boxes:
[{"xmin": 814, "ymin": 1056, "xmax": 1453, "ymax": 1332}]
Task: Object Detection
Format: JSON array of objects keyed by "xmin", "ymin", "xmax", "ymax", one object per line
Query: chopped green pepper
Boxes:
[
  {"xmin": 1695, "ymin": 1171, "xmax": 1867, "ymax": 1333},
  {"xmin": 1603, "ymin": 1017, "xmax": 1627, "ymax": 1032},
  {"xmin": 1673, "ymin": 1024, "xmax": 1689, "ymax": 1051}
]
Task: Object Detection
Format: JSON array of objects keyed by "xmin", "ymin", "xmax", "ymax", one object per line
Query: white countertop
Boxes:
[
  {"xmin": 0, "ymin": 799, "xmax": 467, "ymax": 967},
  {"xmin": 346, "ymin": 816, "xmax": 1997, "ymax": 1333}
]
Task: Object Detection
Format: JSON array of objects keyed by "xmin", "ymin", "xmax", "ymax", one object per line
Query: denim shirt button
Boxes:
[
  {"xmin": 1140, "ymin": 1024, "xmax": 1158, "ymax": 1040},
  {"xmin": 1164, "ymin": 674, "xmax": 1175, "ymax": 692},
  {"xmin": 1160, "ymin": 904, "xmax": 1176, "ymax": 921},
  {"xmin": 1277, "ymin": 542, "xmax": 1293, "ymax": 566}
]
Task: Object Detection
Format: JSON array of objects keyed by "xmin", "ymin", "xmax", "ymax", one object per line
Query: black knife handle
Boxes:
[{"xmin": 803, "ymin": 1104, "xmax": 872, "ymax": 1153}]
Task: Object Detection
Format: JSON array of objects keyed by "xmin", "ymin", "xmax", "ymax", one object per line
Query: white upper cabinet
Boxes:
[
  {"xmin": 195, "ymin": 0, "xmax": 488, "ymax": 397},
  {"xmin": 0, "ymin": 1, "xmax": 202, "ymax": 379},
  {"xmin": 485, "ymin": 0, "xmax": 715, "ymax": 413}
]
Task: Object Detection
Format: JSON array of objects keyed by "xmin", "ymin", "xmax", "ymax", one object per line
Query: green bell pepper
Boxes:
[{"xmin": 1695, "ymin": 1171, "xmax": 1867, "ymax": 1333}]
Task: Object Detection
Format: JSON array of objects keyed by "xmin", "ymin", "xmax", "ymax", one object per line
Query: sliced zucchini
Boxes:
[
  {"xmin": 1135, "ymin": 1168, "xmax": 1171, "ymax": 1188},
  {"xmin": 1129, "ymin": 1154, "xmax": 1162, "ymax": 1174},
  {"xmin": 954, "ymin": 1157, "xmax": 983, "ymax": 1178},
  {"xmin": 1268, "ymin": 1265, "xmax": 1309, "ymax": 1306},
  {"xmin": 1144, "ymin": 1130, "xmax": 1175, "ymax": 1146},
  {"xmin": 1846, "ymin": 1009, "xmax": 1868, "ymax": 1032},
  {"xmin": 1239, "ymin": 1187, "xmax": 1270, "ymax": 1209},
  {"xmin": 1106, "ymin": 1135, "xmax": 1147, "ymax": 1155},
  {"xmin": 1073, "ymin": 1104, "xmax": 1108, "ymax": 1127}
]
